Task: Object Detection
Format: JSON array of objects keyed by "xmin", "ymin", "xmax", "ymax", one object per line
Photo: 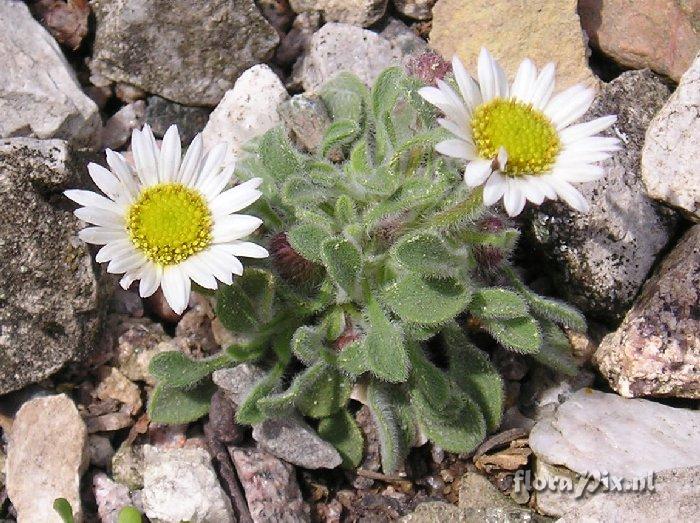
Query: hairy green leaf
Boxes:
[
  {"xmin": 216, "ymin": 282, "xmax": 259, "ymax": 333},
  {"xmin": 335, "ymin": 195, "xmax": 357, "ymax": 224},
  {"xmin": 321, "ymin": 119, "xmax": 360, "ymax": 156},
  {"xmin": 291, "ymin": 325, "xmax": 323, "ymax": 365},
  {"xmin": 364, "ymin": 298, "xmax": 409, "ymax": 383},
  {"xmin": 53, "ymin": 498, "xmax": 74, "ymax": 523},
  {"xmin": 533, "ymin": 319, "xmax": 579, "ymax": 376},
  {"xmin": 367, "ymin": 382, "xmax": 407, "ymax": 474},
  {"xmin": 296, "ymin": 365, "xmax": 352, "ymax": 418},
  {"xmin": 318, "ymin": 409, "xmax": 365, "ymax": 469},
  {"xmin": 337, "ymin": 340, "xmax": 369, "ymax": 377},
  {"xmin": 287, "ymin": 223, "xmax": 331, "ymax": 264},
  {"xmin": 149, "ymin": 352, "xmax": 230, "ymax": 388},
  {"xmin": 469, "ymin": 288, "xmax": 529, "ymax": 320},
  {"xmin": 484, "ymin": 316, "xmax": 542, "ymax": 354},
  {"xmin": 321, "ymin": 236, "xmax": 362, "ymax": 296},
  {"xmin": 391, "ymin": 232, "xmax": 459, "ymax": 277},
  {"xmin": 117, "ymin": 507, "xmax": 143, "ymax": 523},
  {"xmin": 443, "ymin": 323, "xmax": 504, "ymax": 432},
  {"xmin": 383, "ymin": 274, "xmax": 472, "ymax": 325},
  {"xmin": 148, "ymin": 381, "xmax": 216, "ymax": 424},
  {"xmin": 236, "ymin": 364, "xmax": 285, "ymax": 425},
  {"xmin": 260, "ymin": 127, "xmax": 302, "ymax": 182}
]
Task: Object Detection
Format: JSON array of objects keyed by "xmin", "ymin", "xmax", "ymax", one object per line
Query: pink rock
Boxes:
[
  {"xmin": 579, "ymin": 0, "xmax": 700, "ymax": 81},
  {"xmin": 93, "ymin": 473, "xmax": 133, "ymax": 523},
  {"xmin": 595, "ymin": 225, "xmax": 700, "ymax": 398},
  {"xmin": 230, "ymin": 447, "xmax": 310, "ymax": 523}
]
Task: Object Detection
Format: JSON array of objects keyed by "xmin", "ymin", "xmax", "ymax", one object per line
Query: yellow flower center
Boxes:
[
  {"xmin": 471, "ymin": 99, "xmax": 560, "ymax": 177},
  {"xmin": 126, "ymin": 183, "xmax": 212, "ymax": 266}
]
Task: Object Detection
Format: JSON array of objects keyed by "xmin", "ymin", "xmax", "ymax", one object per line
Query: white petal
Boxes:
[
  {"xmin": 464, "ymin": 159, "xmax": 492, "ymax": 187},
  {"xmin": 161, "ymin": 266, "xmax": 189, "ymax": 314},
  {"xmin": 492, "ymin": 56, "xmax": 509, "ymax": 99},
  {"xmin": 225, "ymin": 241, "xmax": 269, "ymax": 259},
  {"xmin": 120, "ymin": 272, "xmax": 138, "ymax": 290},
  {"xmin": 418, "ymin": 86, "xmax": 459, "ymax": 116},
  {"xmin": 555, "ymin": 149, "xmax": 614, "ymax": 165},
  {"xmin": 105, "ymin": 149, "xmax": 139, "ymax": 197},
  {"xmin": 436, "ymin": 80, "xmax": 470, "ymax": 124},
  {"xmin": 526, "ymin": 175, "xmax": 557, "ymax": 200},
  {"xmin": 549, "ymin": 178, "xmax": 590, "ymax": 212},
  {"xmin": 543, "ymin": 85, "xmax": 586, "ymax": 123},
  {"xmin": 139, "ymin": 263, "xmax": 163, "ymax": 298},
  {"xmin": 553, "ymin": 165, "xmax": 606, "ymax": 183},
  {"xmin": 87, "ymin": 163, "xmax": 121, "ymax": 201},
  {"xmin": 437, "ymin": 117, "xmax": 472, "ymax": 143},
  {"xmin": 78, "ymin": 227, "xmax": 127, "ymax": 245},
  {"xmin": 178, "ymin": 134, "xmax": 204, "ymax": 186},
  {"xmin": 182, "ymin": 255, "xmax": 218, "ymax": 289},
  {"xmin": 561, "ymin": 137, "xmax": 621, "ymax": 155},
  {"xmin": 131, "ymin": 128, "xmax": 158, "ymax": 187},
  {"xmin": 107, "ymin": 250, "xmax": 147, "ymax": 274},
  {"xmin": 530, "ymin": 63, "xmax": 556, "ymax": 109},
  {"xmin": 482, "ymin": 171, "xmax": 507, "ymax": 206},
  {"xmin": 208, "ymin": 247, "xmax": 244, "ymax": 276},
  {"xmin": 503, "ymin": 181, "xmax": 526, "ymax": 216},
  {"xmin": 74, "ymin": 207, "xmax": 124, "ymax": 228},
  {"xmin": 549, "ymin": 88, "xmax": 596, "ymax": 129},
  {"xmin": 158, "ymin": 125, "xmax": 181, "ymax": 183},
  {"xmin": 200, "ymin": 163, "xmax": 236, "ymax": 201},
  {"xmin": 212, "ymin": 215, "xmax": 263, "ymax": 243},
  {"xmin": 451, "ymin": 55, "xmax": 481, "ymax": 109},
  {"xmin": 559, "ymin": 115, "xmax": 617, "ymax": 144},
  {"xmin": 210, "ymin": 185, "xmax": 262, "ymax": 217},
  {"xmin": 436, "ymin": 139, "xmax": 476, "ymax": 160},
  {"xmin": 64, "ymin": 189, "xmax": 125, "ymax": 214},
  {"xmin": 511, "ymin": 59, "xmax": 537, "ymax": 102},
  {"xmin": 520, "ymin": 177, "xmax": 545, "ymax": 204},
  {"xmin": 194, "ymin": 251, "xmax": 233, "ymax": 285},
  {"xmin": 478, "ymin": 48, "xmax": 496, "ymax": 102},
  {"xmin": 95, "ymin": 239, "xmax": 133, "ymax": 263},
  {"xmin": 196, "ymin": 142, "xmax": 227, "ymax": 188}
]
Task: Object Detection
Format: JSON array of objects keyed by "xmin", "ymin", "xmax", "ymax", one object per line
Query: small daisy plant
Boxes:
[{"xmin": 67, "ymin": 51, "xmax": 618, "ymax": 472}]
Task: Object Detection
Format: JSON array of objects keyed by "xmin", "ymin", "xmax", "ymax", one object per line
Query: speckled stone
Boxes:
[{"xmin": 594, "ymin": 225, "xmax": 700, "ymax": 398}]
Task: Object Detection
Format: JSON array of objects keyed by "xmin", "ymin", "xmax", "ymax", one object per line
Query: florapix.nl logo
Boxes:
[{"xmin": 514, "ymin": 470, "xmax": 656, "ymax": 499}]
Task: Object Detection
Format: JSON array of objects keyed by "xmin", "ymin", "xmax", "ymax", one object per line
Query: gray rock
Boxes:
[
  {"xmin": 300, "ymin": 23, "xmax": 407, "ymax": 92},
  {"xmin": 594, "ymin": 225, "xmax": 700, "ymax": 398},
  {"xmin": 290, "ymin": 0, "xmax": 388, "ymax": 27},
  {"xmin": 213, "ymin": 365, "xmax": 342, "ymax": 469},
  {"xmin": 6, "ymin": 395, "xmax": 88, "ymax": 523},
  {"xmin": 642, "ymin": 52, "xmax": 700, "ymax": 221},
  {"xmin": 115, "ymin": 317, "xmax": 172, "ymax": 385},
  {"xmin": 528, "ymin": 70, "xmax": 679, "ymax": 321},
  {"xmin": 102, "ymin": 100, "xmax": 146, "ymax": 150},
  {"xmin": 141, "ymin": 445, "xmax": 235, "ymax": 523},
  {"xmin": 0, "ymin": 1, "xmax": 101, "ymax": 148},
  {"xmin": 275, "ymin": 11, "xmax": 321, "ymax": 68},
  {"xmin": 91, "ymin": 0, "xmax": 279, "ymax": 106},
  {"xmin": 252, "ymin": 416, "xmax": 343, "ymax": 469},
  {"xmin": 145, "ymin": 96, "xmax": 211, "ymax": 145},
  {"xmin": 230, "ymin": 446, "xmax": 311, "ymax": 522},
  {"xmin": 529, "ymin": 389, "xmax": 700, "ymax": 516},
  {"xmin": 557, "ymin": 466, "xmax": 700, "ymax": 523},
  {"xmin": 0, "ymin": 138, "xmax": 104, "ymax": 394},
  {"xmin": 393, "ymin": 0, "xmax": 437, "ymax": 20},
  {"xmin": 458, "ymin": 472, "xmax": 518, "ymax": 512},
  {"xmin": 378, "ymin": 18, "xmax": 427, "ymax": 58},
  {"xmin": 202, "ymin": 64, "xmax": 289, "ymax": 164},
  {"xmin": 277, "ymin": 94, "xmax": 332, "ymax": 154},
  {"xmin": 88, "ymin": 435, "xmax": 115, "ymax": 468},
  {"xmin": 112, "ymin": 443, "xmax": 144, "ymax": 491}
]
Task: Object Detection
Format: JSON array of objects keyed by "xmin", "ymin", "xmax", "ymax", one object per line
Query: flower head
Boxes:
[
  {"xmin": 419, "ymin": 48, "xmax": 620, "ymax": 216},
  {"xmin": 65, "ymin": 124, "xmax": 268, "ymax": 314}
]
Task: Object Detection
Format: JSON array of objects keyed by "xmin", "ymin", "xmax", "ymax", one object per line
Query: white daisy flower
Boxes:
[
  {"xmin": 65, "ymin": 124, "xmax": 268, "ymax": 314},
  {"xmin": 419, "ymin": 48, "xmax": 621, "ymax": 217}
]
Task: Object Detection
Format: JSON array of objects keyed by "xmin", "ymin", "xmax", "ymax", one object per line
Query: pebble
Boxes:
[
  {"xmin": 0, "ymin": 1, "xmax": 101, "ymax": 147},
  {"xmin": 6, "ymin": 394, "xmax": 88, "ymax": 523},
  {"xmin": 529, "ymin": 389, "xmax": 700, "ymax": 516},
  {"xmin": 93, "ymin": 472, "xmax": 134, "ymax": 523},
  {"xmin": 642, "ymin": 52, "xmax": 700, "ymax": 221},
  {"xmin": 141, "ymin": 445, "xmax": 235, "ymax": 523},
  {"xmin": 230, "ymin": 446, "xmax": 311, "ymax": 522},
  {"xmin": 277, "ymin": 94, "xmax": 332, "ymax": 154},
  {"xmin": 101, "ymin": 100, "xmax": 146, "ymax": 150},
  {"xmin": 202, "ymin": 64, "xmax": 289, "ymax": 164},
  {"xmin": 595, "ymin": 225, "xmax": 700, "ymax": 398}
]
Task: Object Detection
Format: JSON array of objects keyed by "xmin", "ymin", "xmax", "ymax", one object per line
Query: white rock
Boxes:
[
  {"xmin": 530, "ymin": 389, "xmax": 700, "ymax": 516},
  {"xmin": 0, "ymin": 1, "xmax": 101, "ymax": 148},
  {"xmin": 642, "ymin": 52, "xmax": 700, "ymax": 221},
  {"xmin": 6, "ymin": 394, "xmax": 88, "ymax": 523},
  {"xmin": 102, "ymin": 100, "xmax": 146, "ymax": 150},
  {"xmin": 557, "ymin": 466, "xmax": 700, "ymax": 522},
  {"xmin": 202, "ymin": 65, "xmax": 289, "ymax": 164},
  {"xmin": 300, "ymin": 23, "xmax": 405, "ymax": 92},
  {"xmin": 141, "ymin": 445, "xmax": 235, "ymax": 523}
]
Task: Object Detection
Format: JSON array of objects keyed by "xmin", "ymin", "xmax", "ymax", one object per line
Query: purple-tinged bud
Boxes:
[
  {"xmin": 269, "ymin": 232, "xmax": 321, "ymax": 284},
  {"xmin": 406, "ymin": 50, "xmax": 452, "ymax": 87}
]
